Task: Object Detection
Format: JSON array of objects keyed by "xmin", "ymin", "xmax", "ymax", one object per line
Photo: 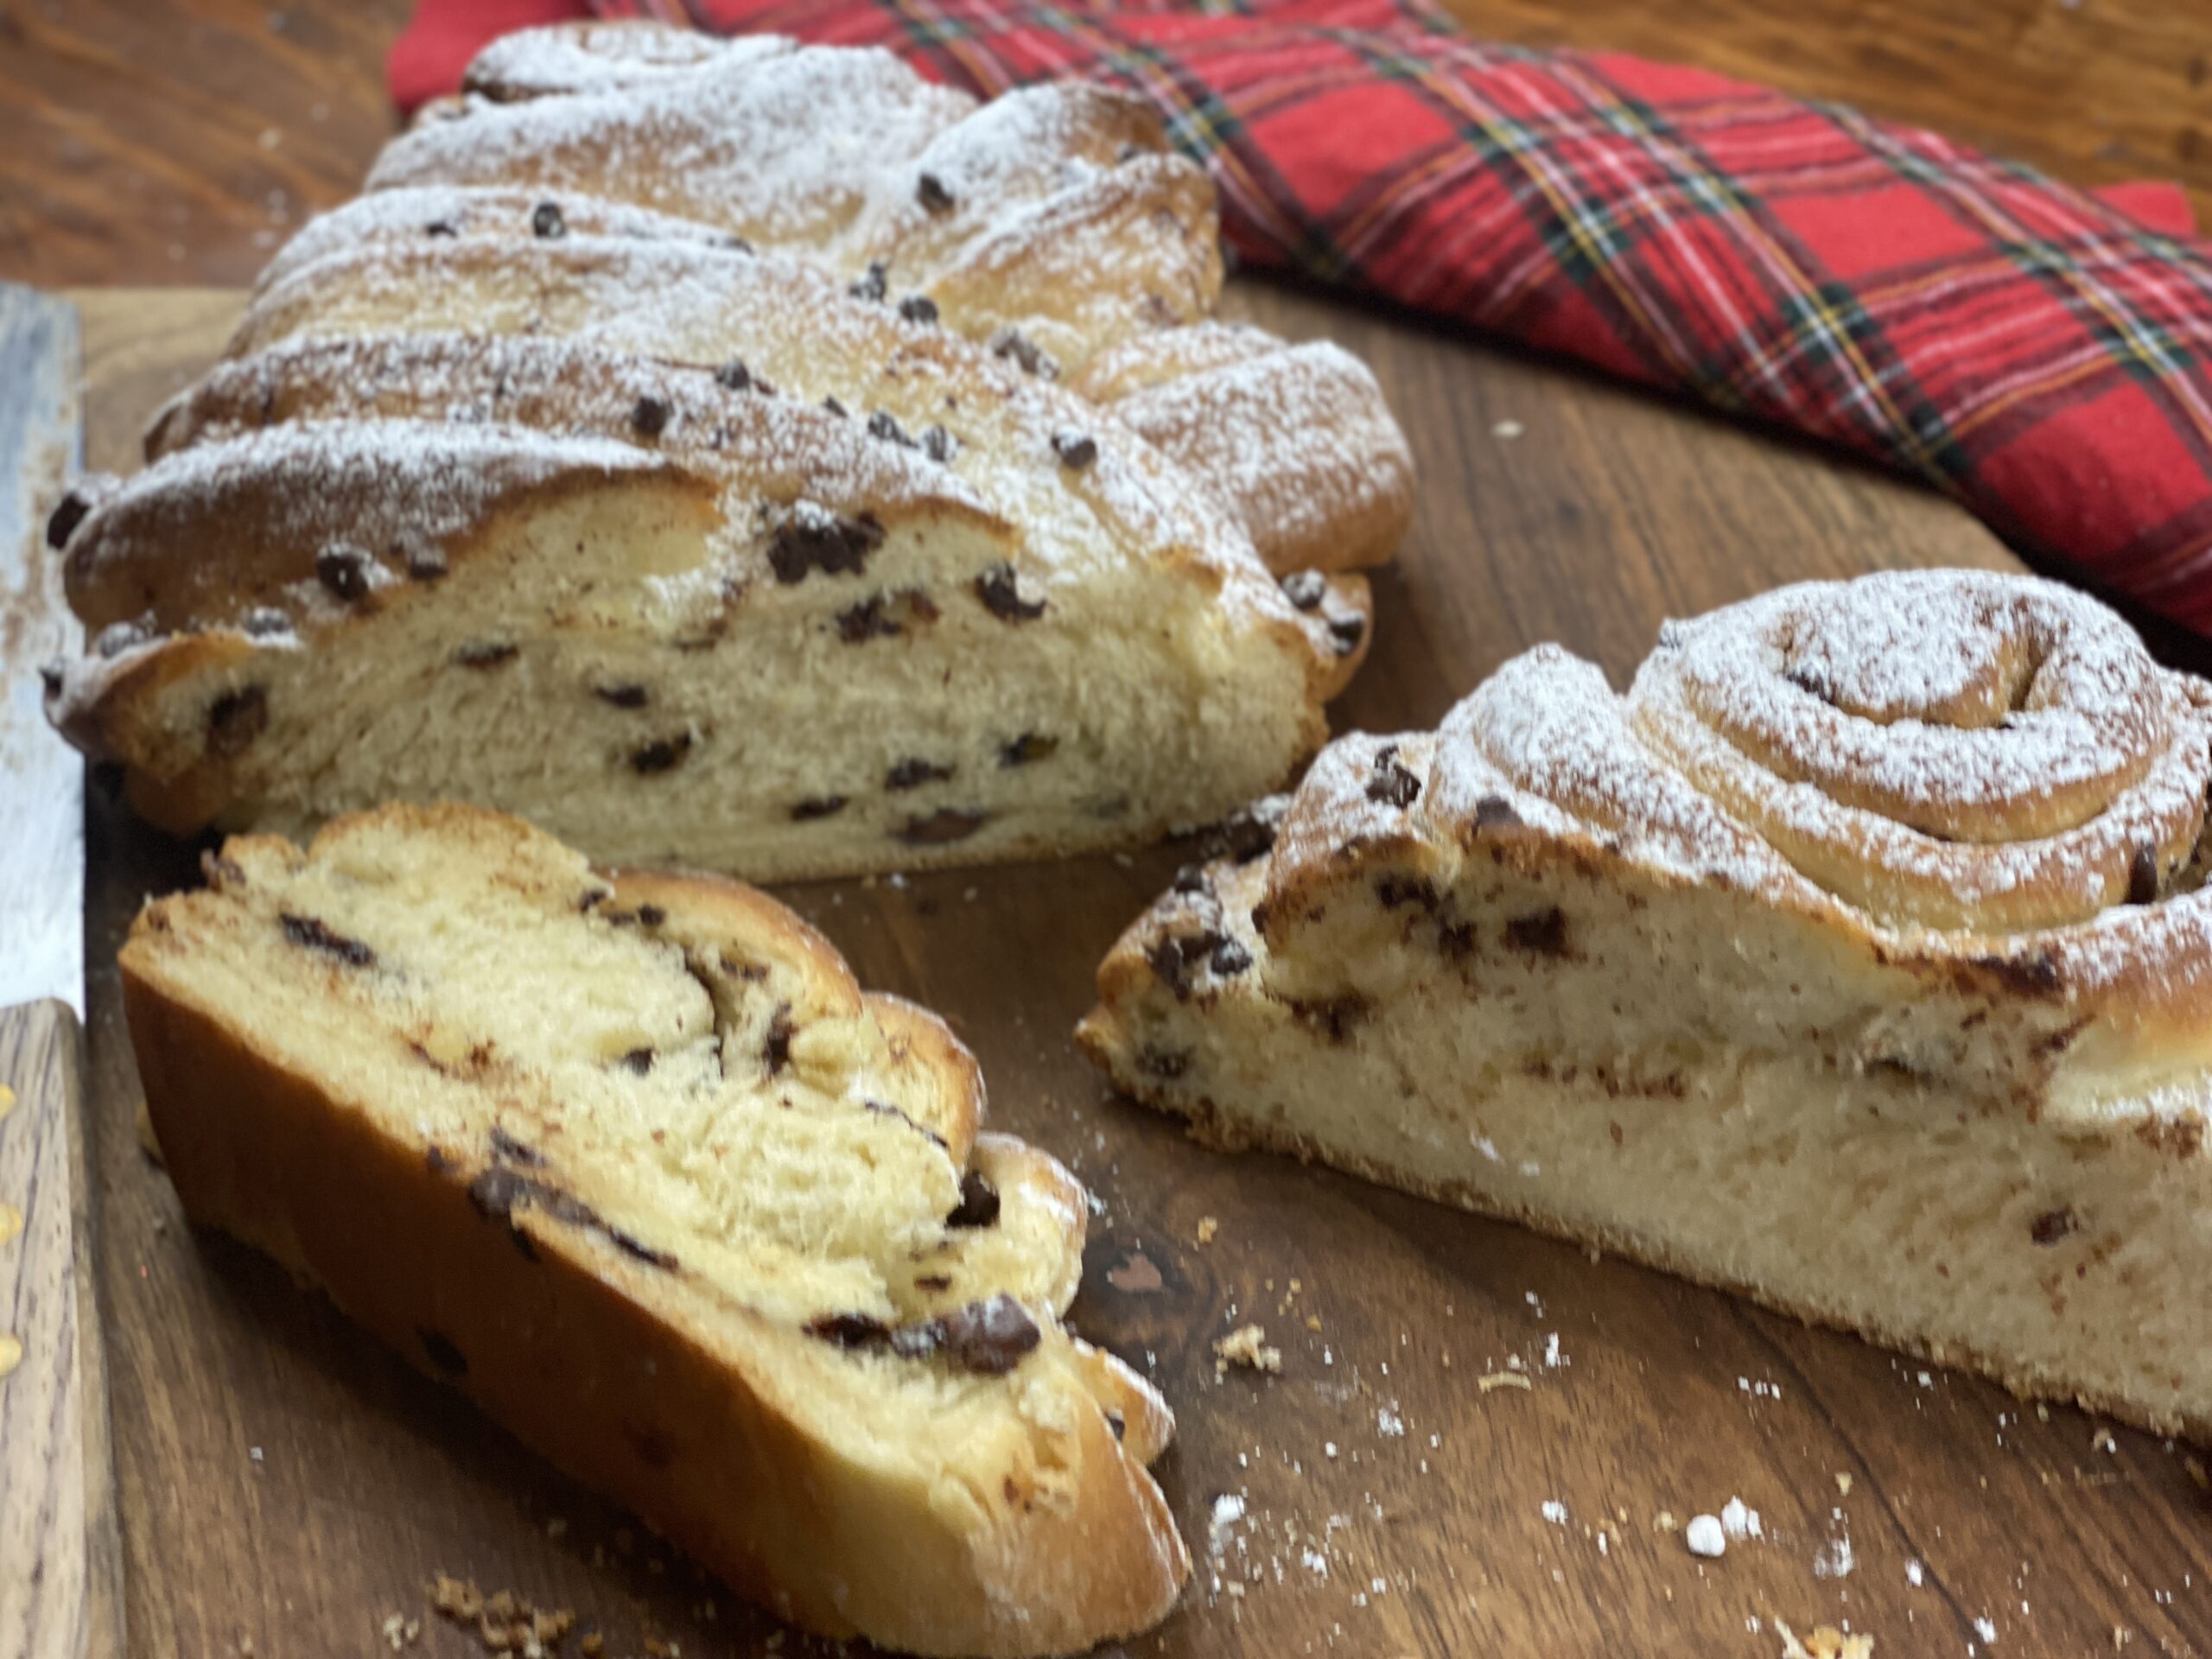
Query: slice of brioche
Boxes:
[
  {"xmin": 1084, "ymin": 574, "xmax": 2212, "ymax": 1441},
  {"xmin": 125, "ymin": 803, "xmax": 1187, "ymax": 1656}
]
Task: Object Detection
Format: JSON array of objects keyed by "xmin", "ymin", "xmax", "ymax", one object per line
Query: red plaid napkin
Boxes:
[{"xmin": 391, "ymin": 0, "xmax": 2212, "ymax": 634}]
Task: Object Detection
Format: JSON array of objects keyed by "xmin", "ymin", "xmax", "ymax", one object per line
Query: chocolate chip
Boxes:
[
  {"xmin": 618, "ymin": 1047, "xmax": 654, "ymax": 1075},
  {"xmin": 396, "ymin": 530, "xmax": 447, "ymax": 582},
  {"xmin": 452, "ymin": 640, "xmax": 517, "ymax": 670},
  {"xmin": 207, "ymin": 686, "xmax": 269, "ymax": 758},
  {"xmin": 1051, "ymin": 431, "xmax": 1098, "ymax": 470},
  {"xmin": 867, "ymin": 410, "xmax": 916, "ymax": 448},
  {"xmin": 1171, "ymin": 864, "xmax": 1210, "ymax": 895},
  {"xmin": 919, "ymin": 423, "xmax": 959, "ymax": 464},
  {"xmin": 1376, "ymin": 874, "xmax": 1440, "ymax": 912},
  {"xmin": 763, "ymin": 1003, "xmax": 794, "ymax": 1073},
  {"xmin": 1367, "ymin": 744, "xmax": 1421, "ymax": 808},
  {"xmin": 898, "ymin": 809, "xmax": 988, "ymax": 845},
  {"xmin": 1211, "ymin": 800, "xmax": 1282, "ymax": 862},
  {"xmin": 628, "ymin": 734, "xmax": 692, "ymax": 774},
  {"xmin": 916, "ymin": 171, "xmax": 955, "ymax": 214},
  {"xmin": 488, "ymin": 1126, "xmax": 543, "ymax": 1166},
  {"xmin": 1211, "ymin": 937, "xmax": 1253, "ymax": 975},
  {"xmin": 1146, "ymin": 930, "xmax": 1245, "ymax": 997},
  {"xmin": 2031, "ymin": 1206, "xmax": 2078, "ymax": 1245},
  {"xmin": 92, "ymin": 619, "xmax": 149, "ymax": 658},
  {"xmin": 767, "ymin": 511, "xmax": 885, "ymax": 584},
  {"xmin": 630, "ymin": 393, "xmax": 671, "ymax": 437},
  {"xmin": 1000, "ymin": 733, "xmax": 1057, "ymax": 767},
  {"xmin": 36, "ymin": 660, "xmax": 62, "ymax": 700},
  {"xmin": 279, "ymin": 912, "xmax": 376, "ymax": 968},
  {"xmin": 242, "ymin": 607, "xmax": 291, "ymax": 638},
  {"xmin": 1281, "ymin": 570, "xmax": 1326, "ymax": 611},
  {"xmin": 806, "ymin": 1311, "xmax": 893, "ymax": 1349},
  {"xmin": 898, "ymin": 295, "xmax": 939, "ymax": 326},
  {"xmin": 988, "ymin": 327, "xmax": 1055, "ymax": 378},
  {"xmin": 822, "ymin": 395, "xmax": 849, "ymax": 418},
  {"xmin": 791, "ymin": 795, "xmax": 846, "ymax": 821},
  {"xmin": 849, "ymin": 261, "xmax": 889, "ymax": 302},
  {"xmin": 315, "ymin": 542, "xmax": 374, "ymax": 603},
  {"xmin": 1505, "ymin": 907, "xmax": 1569, "ymax": 957},
  {"xmin": 1107, "ymin": 1408, "xmax": 1128, "ymax": 1440},
  {"xmin": 608, "ymin": 1228, "xmax": 679, "ymax": 1270},
  {"xmin": 45, "ymin": 489, "xmax": 91, "ymax": 550},
  {"xmin": 531, "ymin": 200, "xmax": 565, "ymax": 238},
  {"xmin": 423, "ymin": 219, "xmax": 458, "ymax": 238},
  {"xmin": 974, "ymin": 562, "xmax": 1046, "ymax": 620},
  {"xmin": 914, "ymin": 1273, "xmax": 952, "ymax": 1293},
  {"xmin": 635, "ymin": 904, "xmax": 665, "ymax": 926},
  {"xmin": 947, "ymin": 1171, "xmax": 1001, "ymax": 1229},
  {"xmin": 717, "ymin": 232, "xmax": 753, "ymax": 254},
  {"xmin": 2128, "ymin": 844, "xmax": 2159, "ymax": 905},
  {"xmin": 1328, "ymin": 612, "xmax": 1367, "ymax": 655},
  {"xmin": 887, "ymin": 757, "xmax": 954, "ymax": 791},
  {"xmin": 594, "ymin": 682, "xmax": 650, "ymax": 709},
  {"xmin": 936, "ymin": 1294, "xmax": 1039, "ymax": 1375},
  {"xmin": 836, "ymin": 597, "xmax": 896, "ymax": 642},
  {"xmin": 418, "ymin": 1328, "xmax": 467, "ymax": 1375},
  {"xmin": 1471, "ymin": 794, "xmax": 1522, "ymax": 830},
  {"xmin": 715, "ymin": 359, "xmax": 753, "ymax": 392}
]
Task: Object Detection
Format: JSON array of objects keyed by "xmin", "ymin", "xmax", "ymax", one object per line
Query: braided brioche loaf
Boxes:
[
  {"xmin": 1084, "ymin": 569, "xmax": 2212, "ymax": 1439},
  {"xmin": 43, "ymin": 22, "xmax": 1412, "ymax": 880},
  {"xmin": 126, "ymin": 803, "xmax": 1187, "ymax": 1656}
]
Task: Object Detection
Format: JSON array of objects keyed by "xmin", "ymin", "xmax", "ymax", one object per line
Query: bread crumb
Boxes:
[
  {"xmin": 380, "ymin": 1612, "xmax": 422, "ymax": 1649},
  {"xmin": 1305, "ymin": 1314, "xmax": 1323, "ymax": 1332},
  {"xmin": 1196, "ymin": 1216, "xmax": 1218, "ymax": 1245},
  {"xmin": 2093, "ymin": 1426, "xmax": 2119, "ymax": 1454},
  {"xmin": 1214, "ymin": 1325, "xmax": 1281, "ymax": 1376},
  {"xmin": 1834, "ymin": 1472, "xmax": 1853, "ymax": 1497},
  {"xmin": 1777, "ymin": 1621, "xmax": 1873, "ymax": 1659},
  {"xmin": 1654, "ymin": 1510, "xmax": 1678, "ymax": 1532},
  {"xmin": 1476, "ymin": 1370, "xmax": 1532, "ymax": 1394},
  {"xmin": 1685, "ymin": 1514, "xmax": 1726, "ymax": 1558}
]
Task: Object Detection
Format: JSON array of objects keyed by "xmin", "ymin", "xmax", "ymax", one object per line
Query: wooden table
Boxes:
[{"xmin": 62, "ymin": 284, "xmax": 2212, "ymax": 1659}]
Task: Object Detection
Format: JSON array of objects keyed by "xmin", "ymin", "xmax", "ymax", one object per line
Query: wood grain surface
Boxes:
[
  {"xmin": 1, "ymin": 0, "xmax": 2208, "ymax": 291},
  {"xmin": 0, "ymin": 1000, "xmax": 124, "ymax": 1659},
  {"xmin": 67, "ymin": 287, "xmax": 2212, "ymax": 1659}
]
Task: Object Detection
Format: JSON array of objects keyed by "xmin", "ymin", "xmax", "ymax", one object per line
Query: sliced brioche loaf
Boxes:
[{"xmin": 126, "ymin": 802, "xmax": 1187, "ymax": 1656}]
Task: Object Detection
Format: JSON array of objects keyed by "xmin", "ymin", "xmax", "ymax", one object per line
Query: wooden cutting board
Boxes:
[{"xmin": 68, "ymin": 285, "xmax": 2212, "ymax": 1659}]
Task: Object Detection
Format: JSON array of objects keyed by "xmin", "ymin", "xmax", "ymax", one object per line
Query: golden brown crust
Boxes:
[{"xmin": 125, "ymin": 806, "xmax": 1189, "ymax": 1656}]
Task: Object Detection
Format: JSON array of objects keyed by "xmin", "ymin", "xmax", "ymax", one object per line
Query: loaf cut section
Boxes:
[{"xmin": 126, "ymin": 802, "xmax": 1187, "ymax": 1656}]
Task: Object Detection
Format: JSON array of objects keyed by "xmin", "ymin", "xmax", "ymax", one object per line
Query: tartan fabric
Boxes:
[{"xmin": 392, "ymin": 0, "xmax": 2212, "ymax": 635}]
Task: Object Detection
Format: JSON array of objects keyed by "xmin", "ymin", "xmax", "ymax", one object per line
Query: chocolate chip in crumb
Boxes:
[
  {"xmin": 207, "ymin": 686, "xmax": 269, "ymax": 758},
  {"xmin": 936, "ymin": 1294, "xmax": 1039, "ymax": 1375},
  {"xmin": 867, "ymin": 410, "xmax": 916, "ymax": 448},
  {"xmin": 1000, "ymin": 733, "xmax": 1057, "ymax": 767},
  {"xmin": 899, "ymin": 295, "xmax": 939, "ymax": 326},
  {"xmin": 531, "ymin": 200, "xmax": 566, "ymax": 238},
  {"xmin": 396, "ymin": 530, "xmax": 447, "ymax": 582},
  {"xmin": 887, "ymin": 757, "xmax": 954, "ymax": 791},
  {"xmin": 974, "ymin": 562, "xmax": 1046, "ymax": 620},
  {"xmin": 2031, "ymin": 1206, "xmax": 2078, "ymax": 1245},
  {"xmin": 807, "ymin": 1311, "xmax": 893, "ymax": 1349},
  {"xmin": 850, "ymin": 261, "xmax": 889, "ymax": 302},
  {"xmin": 36, "ymin": 660, "xmax": 62, "ymax": 700},
  {"xmin": 279, "ymin": 912, "xmax": 376, "ymax": 968},
  {"xmin": 1051, "ymin": 430, "xmax": 1098, "ymax": 469},
  {"xmin": 822, "ymin": 395, "xmax": 849, "ymax": 418},
  {"xmin": 2128, "ymin": 843, "xmax": 2159, "ymax": 905},
  {"xmin": 594, "ymin": 682, "xmax": 650, "ymax": 709},
  {"xmin": 920, "ymin": 424, "xmax": 959, "ymax": 464},
  {"xmin": 916, "ymin": 171, "xmax": 955, "ymax": 214},
  {"xmin": 767, "ymin": 511, "xmax": 885, "ymax": 584},
  {"xmin": 628, "ymin": 734, "xmax": 692, "ymax": 775},
  {"xmin": 1213, "ymin": 801, "xmax": 1282, "ymax": 862},
  {"xmin": 715, "ymin": 359, "xmax": 753, "ymax": 392},
  {"xmin": 1107, "ymin": 1408, "xmax": 1128, "ymax": 1440},
  {"xmin": 423, "ymin": 219, "xmax": 458, "ymax": 238},
  {"xmin": 630, "ymin": 393, "xmax": 671, "ymax": 437},
  {"xmin": 763, "ymin": 1003, "xmax": 794, "ymax": 1074},
  {"xmin": 897, "ymin": 808, "xmax": 988, "ymax": 845},
  {"xmin": 1367, "ymin": 743, "xmax": 1421, "ymax": 808},
  {"xmin": 988, "ymin": 327, "xmax": 1056, "ymax": 378},
  {"xmin": 452, "ymin": 640, "xmax": 518, "ymax": 670},
  {"xmin": 45, "ymin": 489, "xmax": 91, "ymax": 550},
  {"xmin": 1328, "ymin": 612, "xmax": 1368, "ymax": 655},
  {"xmin": 948, "ymin": 1171, "xmax": 1001, "ymax": 1228},
  {"xmin": 635, "ymin": 904, "xmax": 665, "ymax": 926},
  {"xmin": 791, "ymin": 795, "xmax": 847, "ymax": 821},
  {"xmin": 1471, "ymin": 794, "xmax": 1522, "ymax": 830},
  {"xmin": 488, "ymin": 1126, "xmax": 543, "ymax": 1166},
  {"xmin": 315, "ymin": 542, "xmax": 374, "ymax": 603},
  {"xmin": 1211, "ymin": 937, "xmax": 1254, "ymax": 976},
  {"xmin": 1281, "ymin": 570, "xmax": 1327, "ymax": 611},
  {"xmin": 619, "ymin": 1047, "xmax": 654, "ymax": 1075},
  {"xmin": 1505, "ymin": 906, "xmax": 1569, "ymax": 958},
  {"xmin": 1171, "ymin": 864, "xmax": 1210, "ymax": 895}
]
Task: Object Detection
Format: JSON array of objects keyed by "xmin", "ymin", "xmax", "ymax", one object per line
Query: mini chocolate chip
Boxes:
[
  {"xmin": 715, "ymin": 359, "xmax": 753, "ymax": 392},
  {"xmin": 1328, "ymin": 612, "xmax": 1367, "ymax": 655},
  {"xmin": 867, "ymin": 410, "xmax": 916, "ymax": 448},
  {"xmin": 452, "ymin": 640, "xmax": 518, "ymax": 670},
  {"xmin": 717, "ymin": 232, "xmax": 753, "ymax": 253},
  {"xmin": 914, "ymin": 1273, "xmax": 953, "ymax": 1293},
  {"xmin": 92, "ymin": 619, "xmax": 149, "ymax": 658},
  {"xmin": 1281, "ymin": 570, "xmax": 1326, "ymax": 611},
  {"xmin": 1506, "ymin": 907, "xmax": 1569, "ymax": 957},
  {"xmin": 1471, "ymin": 794, "xmax": 1522, "ymax": 830},
  {"xmin": 425, "ymin": 1145, "xmax": 457, "ymax": 1176},
  {"xmin": 418, "ymin": 1328, "xmax": 467, "ymax": 1375},
  {"xmin": 423, "ymin": 219, "xmax": 458, "ymax": 238},
  {"xmin": 1367, "ymin": 744, "xmax": 1421, "ymax": 808},
  {"xmin": 764, "ymin": 1003, "xmax": 794, "ymax": 1073},
  {"xmin": 630, "ymin": 393, "xmax": 671, "ymax": 436},
  {"xmin": 916, "ymin": 171, "xmax": 955, "ymax": 214},
  {"xmin": 279, "ymin": 912, "xmax": 376, "ymax": 968},
  {"xmin": 948, "ymin": 1170, "xmax": 1001, "ymax": 1228},
  {"xmin": 1107, "ymin": 1408, "xmax": 1128, "ymax": 1440},
  {"xmin": 807, "ymin": 1311, "xmax": 893, "ymax": 1349},
  {"xmin": 2128, "ymin": 844, "xmax": 2159, "ymax": 905},
  {"xmin": 768, "ymin": 512, "xmax": 885, "ymax": 583},
  {"xmin": 974, "ymin": 561, "xmax": 1046, "ymax": 620},
  {"xmin": 887, "ymin": 757, "xmax": 954, "ymax": 790},
  {"xmin": 635, "ymin": 904, "xmax": 666, "ymax": 926},
  {"xmin": 36, "ymin": 660, "xmax": 62, "ymax": 700},
  {"xmin": 920, "ymin": 424, "xmax": 959, "ymax": 463},
  {"xmin": 531, "ymin": 200, "xmax": 566, "ymax": 238},
  {"xmin": 1376, "ymin": 874, "xmax": 1440, "ymax": 912},
  {"xmin": 849, "ymin": 261, "xmax": 889, "ymax": 302},
  {"xmin": 1000, "ymin": 733, "xmax": 1057, "ymax": 767},
  {"xmin": 2031, "ymin": 1206, "xmax": 2078, "ymax": 1245},
  {"xmin": 822, "ymin": 394, "xmax": 849, "ymax": 418},
  {"xmin": 396, "ymin": 530, "xmax": 447, "ymax": 582},
  {"xmin": 594, "ymin": 682, "xmax": 650, "ymax": 709},
  {"xmin": 620, "ymin": 1047, "xmax": 654, "ymax": 1075},
  {"xmin": 1171, "ymin": 864, "xmax": 1210, "ymax": 895},
  {"xmin": 45, "ymin": 489, "xmax": 91, "ymax": 550},
  {"xmin": 898, "ymin": 808, "xmax": 987, "ymax": 845},
  {"xmin": 207, "ymin": 686, "xmax": 269, "ymax": 758},
  {"xmin": 608, "ymin": 1228, "xmax": 679, "ymax": 1270},
  {"xmin": 315, "ymin": 542, "xmax": 374, "ymax": 603},
  {"xmin": 488, "ymin": 1126, "xmax": 543, "ymax": 1166},
  {"xmin": 936, "ymin": 1294, "xmax": 1039, "ymax": 1375},
  {"xmin": 899, "ymin": 295, "xmax": 939, "ymax": 326},
  {"xmin": 1211, "ymin": 937, "xmax": 1254, "ymax": 976},
  {"xmin": 791, "ymin": 795, "xmax": 847, "ymax": 821},
  {"xmin": 1051, "ymin": 430, "xmax": 1098, "ymax": 470},
  {"xmin": 1147, "ymin": 931, "xmax": 1237, "ymax": 997},
  {"xmin": 1212, "ymin": 801, "xmax": 1282, "ymax": 862},
  {"xmin": 836, "ymin": 596, "xmax": 899, "ymax": 643},
  {"xmin": 988, "ymin": 327, "xmax": 1055, "ymax": 378},
  {"xmin": 242, "ymin": 607, "xmax": 291, "ymax": 638},
  {"xmin": 629, "ymin": 734, "xmax": 692, "ymax": 775}
]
